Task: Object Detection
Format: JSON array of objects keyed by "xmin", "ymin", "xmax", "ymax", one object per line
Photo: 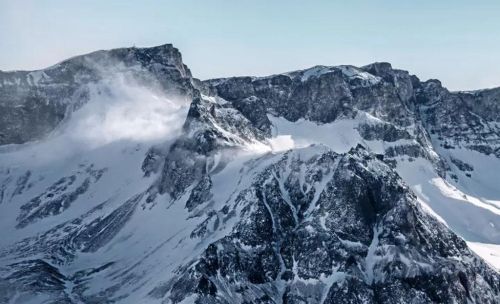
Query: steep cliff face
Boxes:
[
  {"xmin": 0, "ymin": 45, "xmax": 499, "ymax": 304},
  {"xmin": 417, "ymin": 81, "xmax": 500, "ymax": 157},
  {"xmin": 206, "ymin": 63, "xmax": 417, "ymax": 127}
]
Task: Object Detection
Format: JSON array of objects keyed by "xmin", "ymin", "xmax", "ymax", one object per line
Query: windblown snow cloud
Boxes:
[
  {"xmin": 0, "ymin": 73, "xmax": 190, "ymax": 167},
  {"xmin": 69, "ymin": 75, "xmax": 189, "ymax": 147},
  {"xmin": 267, "ymin": 135, "xmax": 295, "ymax": 152}
]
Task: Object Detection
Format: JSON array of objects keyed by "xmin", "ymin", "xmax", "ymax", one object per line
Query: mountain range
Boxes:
[{"xmin": 0, "ymin": 44, "xmax": 499, "ymax": 303}]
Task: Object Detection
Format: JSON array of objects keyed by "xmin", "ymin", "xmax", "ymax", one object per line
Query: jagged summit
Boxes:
[
  {"xmin": 0, "ymin": 44, "xmax": 184, "ymax": 73},
  {"xmin": 208, "ymin": 62, "xmax": 398, "ymax": 86}
]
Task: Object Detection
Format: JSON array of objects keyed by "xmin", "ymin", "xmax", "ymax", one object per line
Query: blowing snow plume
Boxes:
[
  {"xmin": 0, "ymin": 73, "xmax": 190, "ymax": 167},
  {"xmin": 68, "ymin": 74, "xmax": 189, "ymax": 147}
]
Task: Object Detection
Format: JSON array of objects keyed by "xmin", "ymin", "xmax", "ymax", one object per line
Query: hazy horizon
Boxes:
[{"xmin": 1, "ymin": 0, "xmax": 499, "ymax": 91}]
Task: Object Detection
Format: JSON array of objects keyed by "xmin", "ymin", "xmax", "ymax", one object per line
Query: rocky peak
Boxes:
[
  {"xmin": 0, "ymin": 44, "xmax": 196, "ymax": 145},
  {"xmin": 361, "ymin": 62, "xmax": 393, "ymax": 80}
]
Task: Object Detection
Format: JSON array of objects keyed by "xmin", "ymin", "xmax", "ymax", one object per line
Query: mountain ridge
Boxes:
[{"xmin": 0, "ymin": 44, "xmax": 499, "ymax": 303}]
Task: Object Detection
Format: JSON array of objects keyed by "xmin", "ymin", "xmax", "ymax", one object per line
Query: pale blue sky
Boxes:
[{"xmin": 1, "ymin": 0, "xmax": 499, "ymax": 90}]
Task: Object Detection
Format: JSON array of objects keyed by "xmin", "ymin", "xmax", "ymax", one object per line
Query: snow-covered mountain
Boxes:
[{"xmin": 0, "ymin": 44, "xmax": 499, "ymax": 303}]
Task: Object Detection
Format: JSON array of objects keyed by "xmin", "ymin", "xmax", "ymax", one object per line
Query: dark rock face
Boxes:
[
  {"xmin": 1, "ymin": 192, "xmax": 143, "ymax": 265},
  {"xmin": 0, "ymin": 259, "xmax": 71, "ymax": 304},
  {"xmin": 186, "ymin": 175, "xmax": 213, "ymax": 212},
  {"xmin": 357, "ymin": 123, "xmax": 413, "ymax": 142},
  {"xmin": 450, "ymin": 156, "xmax": 474, "ymax": 172},
  {"xmin": 231, "ymin": 96, "xmax": 272, "ymax": 135},
  {"xmin": 0, "ymin": 44, "xmax": 196, "ymax": 145},
  {"xmin": 206, "ymin": 64, "xmax": 417, "ymax": 127},
  {"xmin": 416, "ymin": 81, "xmax": 500, "ymax": 157},
  {"xmin": 162, "ymin": 146, "xmax": 499, "ymax": 304},
  {"xmin": 16, "ymin": 165, "xmax": 106, "ymax": 228}
]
